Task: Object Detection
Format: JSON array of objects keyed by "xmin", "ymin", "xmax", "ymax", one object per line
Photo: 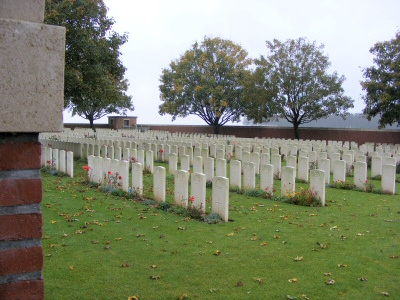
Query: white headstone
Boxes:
[
  {"xmin": 354, "ymin": 161, "xmax": 367, "ymax": 191},
  {"xmin": 193, "ymin": 156, "xmax": 203, "ymax": 174},
  {"xmin": 243, "ymin": 161, "xmax": 256, "ymax": 190},
  {"xmin": 319, "ymin": 158, "xmax": 331, "ymax": 184},
  {"xmin": 180, "ymin": 154, "xmax": 190, "ymax": 172},
  {"xmin": 132, "ymin": 162, "xmax": 143, "ymax": 196},
  {"xmin": 333, "ymin": 160, "xmax": 346, "ymax": 183},
  {"xmin": 204, "ymin": 157, "xmax": 215, "ymax": 182},
  {"xmin": 310, "ymin": 169, "xmax": 325, "ymax": 206},
  {"xmin": 371, "ymin": 156, "xmax": 382, "ymax": 177},
  {"xmin": 66, "ymin": 151, "xmax": 74, "ymax": 178},
  {"xmin": 191, "ymin": 172, "xmax": 206, "ymax": 213},
  {"xmin": 174, "ymin": 170, "xmax": 189, "ymax": 207},
  {"xmin": 382, "ymin": 164, "xmax": 396, "ymax": 195},
  {"xmin": 260, "ymin": 164, "xmax": 274, "ymax": 193},
  {"xmin": 169, "ymin": 153, "xmax": 178, "ymax": 175},
  {"xmin": 298, "ymin": 156, "xmax": 309, "ymax": 182},
  {"xmin": 216, "ymin": 158, "xmax": 227, "ymax": 178},
  {"xmin": 212, "ymin": 176, "xmax": 229, "ymax": 222},
  {"xmin": 229, "ymin": 160, "xmax": 241, "ymax": 190},
  {"xmin": 154, "ymin": 166, "xmax": 166, "ymax": 202},
  {"xmin": 145, "ymin": 150, "xmax": 154, "ymax": 174},
  {"xmin": 281, "ymin": 166, "xmax": 295, "ymax": 197},
  {"xmin": 271, "ymin": 154, "xmax": 281, "ymax": 179}
]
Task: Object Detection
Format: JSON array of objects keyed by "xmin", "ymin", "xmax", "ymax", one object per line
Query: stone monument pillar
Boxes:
[{"xmin": 0, "ymin": 1, "xmax": 65, "ymax": 299}]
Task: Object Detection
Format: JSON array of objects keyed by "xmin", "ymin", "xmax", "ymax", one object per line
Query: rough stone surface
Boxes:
[
  {"xmin": 0, "ymin": 19, "xmax": 65, "ymax": 132},
  {"xmin": 0, "ymin": 0, "xmax": 44, "ymax": 23}
]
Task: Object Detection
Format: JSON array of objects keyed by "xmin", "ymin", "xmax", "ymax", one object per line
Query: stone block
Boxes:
[
  {"xmin": 0, "ymin": 0, "xmax": 44, "ymax": 23},
  {"xmin": 0, "ymin": 19, "xmax": 65, "ymax": 132}
]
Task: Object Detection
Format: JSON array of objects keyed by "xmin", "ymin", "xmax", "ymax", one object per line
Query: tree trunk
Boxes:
[
  {"xmin": 89, "ymin": 118, "xmax": 95, "ymax": 132},
  {"xmin": 213, "ymin": 123, "xmax": 221, "ymax": 134},
  {"xmin": 293, "ymin": 123, "xmax": 300, "ymax": 140}
]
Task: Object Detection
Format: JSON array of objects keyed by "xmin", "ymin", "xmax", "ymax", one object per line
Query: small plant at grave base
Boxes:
[
  {"xmin": 128, "ymin": 186, "xmax": 143, "ymax": 201},
  {"xmin": 42, "ymin": 158, "xmax": 60, "ymax": 176},
  {"xmin": 203, "ymin": 212, "xmax": 223, "ymax": 224},
  {"xmin": 80, "ymin": 165, "xmax": 92, "ymax": 185},
  {"xmin": 284, "ymin": 187, "xmax": 322, "ymax": 207},
  {"xmin": 366, "ymin": 155, "xmax": 372, "ymax": 168},
  {"xmin": 131, "ymin": 157, "xmax": 138, "ymax": 163},
  {"xmin": 281, "ymin": 154, "xmax": 285, "ymax": 162},
  {"xmin": 206, "ymin": 180, "xmax": 212, "ymax": 188},
  {"xmin": 156, "ymin": 149, "xmax": 164, "ymax": 162},
  {"xmin": 263, "ymin": 186, "xmax": 275, "ymax": 199},
  {"xmin": 371, "ymin": 174, "xmax": 382, "ymax": 180},
  {"xmin": 186, "ymin": 196, "xmax": 205, "ymax": 220},
  {"xmin": 274, "ymin": 171, "xmax": 281, "ymax": 180},
  {"xmin": 101, "ymin": 171, "xmax": 123, "ymax": 193},
  {"xmin": 229, "ymin": 185, "xmax": 244, "ymax": 194},
  {"xmin": 309, "ymin": 161, "xmax": 318, "ymax": 170},
  {"xmin": 225, "ymin": 153, "xmax": 234, "ymax": 163},
  {"xmin": 329, "ymin": 180, "xmax": 355, "ymax": 190},
  {"xmin": 245, "ymin": 188, "xmax": 264, "ymax": 198},
  {"xmin": 346, "ymin": 164, "xmax": 354, "ymax": 177}
]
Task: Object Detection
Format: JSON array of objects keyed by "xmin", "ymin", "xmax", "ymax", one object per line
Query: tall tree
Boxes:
[
  {"xmin": 44, "ymin": 0, "xmax": 133, "ymax": 129},
  {"xmin": 361, "ymin": 31, "xmax": 400, "ymax": 128},
  {"xmin": 159, "ymin": 36, "xmax": 252, "ymax": 134},
  {"xmin": 245, "ymin": 38, "xmax": 354, "ymax": 139}
]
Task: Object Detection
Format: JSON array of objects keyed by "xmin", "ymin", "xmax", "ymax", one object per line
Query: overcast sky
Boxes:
[{"xmin": 63, "ymin": 0, "xmax": 400, "ymax": 125}]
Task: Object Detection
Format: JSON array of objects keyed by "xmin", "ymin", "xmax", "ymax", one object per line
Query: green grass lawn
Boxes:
[{"xmin": 42, "ymin": 160, "xmax": 400, "ymax": 300}]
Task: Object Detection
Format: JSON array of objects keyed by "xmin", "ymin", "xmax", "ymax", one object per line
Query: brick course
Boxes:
[
  {"xmin": 0, "ymin": 279, "xmax": 44, "ymax": 300},
  {"xmin": 0, "ymin": 246, "xmax": 43, "ymax": 276},
  {"xmin": 0, "ymin": 213, "xmax": 42, "ymax": 241},
  {"xmin": 0, "ymin": 178, "xmax": 42, "ymax": 207}
]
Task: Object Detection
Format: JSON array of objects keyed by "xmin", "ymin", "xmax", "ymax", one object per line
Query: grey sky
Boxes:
[{"xmin": 63, "ymin": 0, "xmax": 400, "ymax": 125}]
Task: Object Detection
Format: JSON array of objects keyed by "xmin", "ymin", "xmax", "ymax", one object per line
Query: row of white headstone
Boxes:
[
  {"xmin": 41, "ymin": 147, "xmax": 74, "ymax": 177},
  {"xmin": 86, "ymin": 155, "xmax": 229, "ymax": 222}
]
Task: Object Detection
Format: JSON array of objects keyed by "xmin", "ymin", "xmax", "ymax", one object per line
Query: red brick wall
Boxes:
[
  {"xmin": 146, "ymin": 125, "xmax": 400, "ymax": 145},
  {"xmin": 0, "ymin": 133, "xmax": 44, "ymax": 300}
]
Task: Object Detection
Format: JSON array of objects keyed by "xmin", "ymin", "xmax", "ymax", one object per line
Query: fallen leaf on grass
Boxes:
[
  {"xmin": 317, "ymin": 242, "xmax": 329, "ymax": 249},
  {"xmin": 337, "ymin": 264, "xmax": 347, "ymax": 268},
  {"xmin": 178, "ymin": 227, "xmax": 186, "ymax": 230},
  {"xmin": 127, "ymin": 296, "xmax": 139, "ymax": 300},
  {"xmin": 48, "ymin": 244, "xmax": 56, "ymax": 248},
  {"xmin": 235, "ymin": 281, "xmax": 244, "ymax": 287},
  {"xmin": 389, "ymin": 254, "xmax": 398, "ymax": 259},
  {"xmin": 294, "ymin": 256, "xmax": 304, "ymax": 261},
  {"xmin": 253, "ymin": 277, "xmax": 263, "ymax": 284},
  {"xmin": 325, "ymin": 279, "xmax": 335, "ymax": 285},
  {"xmin": 120, "ymin": 263, "xmax": 129, "ymax": 268},
  {"xmin": 150, "ymin": 265, "xmax": 157, "ymax": 269},
  {"xmin": 381, "ymin": 292, "xmax": 390, "ymax": 296},
  {"xmin": 358, "ymin": 277, "xmax": 368, "ymax": 281},
  {"xmin": 150, "ymin": 275, "xmax": 160, "ymax": 280},
  {"xmin": 286, "ymin": 296, "xmax": 298, "ymax": 300},
  {"xmin": 288, "ymin": 278, "xmax": 298, "ymax": 283},
  {"xmin": 214, "ymin": 250, "xmax": 221, "ymax": 256},
  {"xmin": 260, "ymin": 241, "xmax": 268, "ymax": 246},
  {"xmin": 50, "ymin": 220, "xmax": 57, "ymax": 224},
  {"xmin": 324, "ymin": 272, "xmax": 332, "ymax": 276},
  {"xmin": 178, "ymin": 294, "xmax": 189, "ymax": 299},
  {"xmin": 114, "ymin": 237, "xmax": 122, "ymax": 241},
  {"xmin": 69, "ymin": 266, "xmax": 74, "ymax": 270},
  {"xmin": 226, "ymin": 232, "xmax": 235, "ymax": 237}
]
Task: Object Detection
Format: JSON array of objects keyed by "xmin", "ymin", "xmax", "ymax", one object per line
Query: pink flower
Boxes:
[
  {"xmin": 108, "ymin": 171, "xmax": 112, "ymax": 175},
  {"xmin": 265, "ymin": 187, "xmax": 269, "ymax": 191},
  {"xmin": 189, "ymin": 196, "xmax": 195, "ymax": 202}
]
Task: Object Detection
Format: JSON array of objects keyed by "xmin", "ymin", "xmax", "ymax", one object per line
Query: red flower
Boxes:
[
  {"xmin": 159, "ymin": 149, "xmax": 164, "ymax": 153},
  {"xmin": 189, "ymin": 196, "xmax": 195, "ymax": 202},
  {"xmin": 188, "ymin": 170, "xmax": 191, "ymax": 173},
  {"xmin": 82, "ymin": 166, "xmax": 90, "ymax": 172},
  {"xmin": 365, "ymin": 179, "xmax": 368, "ymax": 183},
  {"xmin": 108, "ymin": 171, "xmax": 112, "ymax": 175},
  {"xmin": 265, "ymin": 187, "xmax": 269, "ymax": 191},
  {"xmin": 118, "ymin": 175, "xmax": 122, "ymax": 180}
]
